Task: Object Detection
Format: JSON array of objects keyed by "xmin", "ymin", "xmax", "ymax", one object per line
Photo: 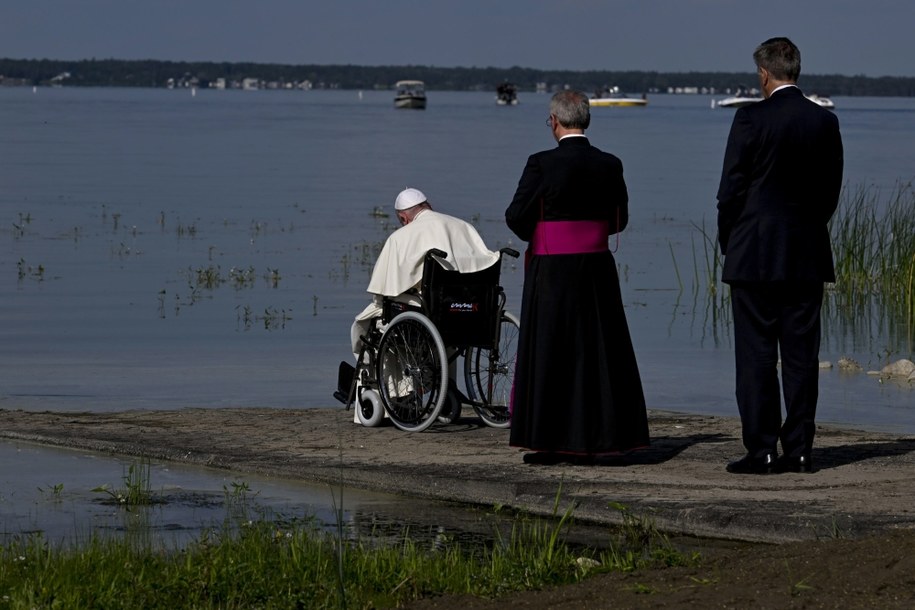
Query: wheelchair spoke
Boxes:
[{"xmin": 464, "ymin": 311, "xmax": 519, "ymax": 428}]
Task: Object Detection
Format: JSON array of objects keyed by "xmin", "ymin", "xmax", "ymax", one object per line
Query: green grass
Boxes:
[
  {"xmin": 829, "ymin": 181, "xmax": 915, "ymax": 342},
  {"xmin": 0, "ymin": 501, "xmax": 694, "ymax": 609}
]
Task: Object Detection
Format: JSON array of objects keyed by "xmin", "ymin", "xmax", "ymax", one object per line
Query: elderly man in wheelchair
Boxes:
[{"xmin": 334, "ymin": 187, "xmax": 519, "ymax": 432}]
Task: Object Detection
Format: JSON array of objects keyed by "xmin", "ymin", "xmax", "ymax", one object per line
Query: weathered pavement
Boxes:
[{"xmin": 1, "ymin": 407, "xmax": 914, "ymax": 543}]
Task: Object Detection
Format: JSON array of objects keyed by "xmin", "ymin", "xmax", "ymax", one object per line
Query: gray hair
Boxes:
[
  {"xmin": 753, "ymin": 37, "xmax": 801, "ymax": 82},
  {"xmin": 550, "ymin": 90, "xmax": 590, "ymax": 130}
]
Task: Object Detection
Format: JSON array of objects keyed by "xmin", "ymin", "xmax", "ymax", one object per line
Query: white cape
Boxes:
[{"xmin": 366, "ymin": 209, "xmax": 500, "ymax": 297}]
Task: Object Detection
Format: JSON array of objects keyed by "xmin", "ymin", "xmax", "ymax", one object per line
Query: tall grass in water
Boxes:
[
  {"xmin": 830, "ymin": 182, "xmax": 915, "ymax": 345},
  {"xmin": 678, "ymin": 219, "xmax": 732, "ymax": 344},
  {"xmin": 682, "ymin": 184, "xmax": 914, "ymax": 351},
  {"xmin": 0, "ymin": 501, "xmax": 691, "ymax": 609},
  {"xmin": 91, "ymin": 458, "xmax": 154, "ymax": 508}
]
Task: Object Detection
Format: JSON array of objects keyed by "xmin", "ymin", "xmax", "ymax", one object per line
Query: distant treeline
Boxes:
[{"xmin": 2, "ymin": 57, "xmax": 915, "ymax": 97}]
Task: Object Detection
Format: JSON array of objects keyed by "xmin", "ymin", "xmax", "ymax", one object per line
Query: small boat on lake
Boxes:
[
  {"xmin": 715, "ymin": 86, "xmax": 762, "ymax": 108},
  {"xmin": 805, "ymin": 93, "xmax": 836, "ymax": 109},
  {"xmin": 394, "ymin": 80, "xmax": 426, "ymax": 109},
  {"xmin": 589, "ymin": 86, "xmax": 647, "ymax": 107},
  {"xmin": 496, "ymin": 82, "xmax": 519, "ymax": 106},
  {"xmin": 715, "ymin": 87, "xmax": 836, "ymax": 110}
]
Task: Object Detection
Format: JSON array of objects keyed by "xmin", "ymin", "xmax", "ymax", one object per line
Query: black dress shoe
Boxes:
[
  {"xmin": 726, "ymin": 452, "xmax": 777, "ymax": 474},
  {"xmin": 776, "ymin": 454, "xmax": 814, "ymax": 473}
]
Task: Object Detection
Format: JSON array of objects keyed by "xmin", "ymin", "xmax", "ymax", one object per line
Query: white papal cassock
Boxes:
[{"xmin": 350, "ymin": 208, "xmax": 499, "ymax": 355}]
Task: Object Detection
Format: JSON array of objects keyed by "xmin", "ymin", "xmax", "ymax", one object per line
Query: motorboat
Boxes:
[
  {"xmin": 589, "ymin": 86, "xmax": 647, "ymax": 107},
  {"xmin": 394, "ymin": 80, "xmax": 426, "ymax": 109},
  {"xmin": 715, "ymin": 87, "xmax": 836, "ymax": 110},
  {"xmin": 805, "ymin": 93, "xmax": 836, "ymax": 109},
  {"xmin": 715, "ymin": 86, "xmax": 762, "ymax": 108},
  {"xmin": 496, "ymin": 82, "xmax": 519, "ymax": 106},
  {"xmin": 715, "ymin": 94, "xmax": 762, "ymax": 108}
]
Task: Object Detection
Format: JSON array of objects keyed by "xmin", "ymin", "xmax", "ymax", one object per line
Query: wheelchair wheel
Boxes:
[
  {"xmin": 376, "ymin": 311, "xmax": 448, "ymax": 432},
  {"xmin": 356, "ymin": 387, "xmax": 385, "ymax": 427},
  {"xmin": 463, "ymin": 311, "xmax": 519, "ymax": 428}
]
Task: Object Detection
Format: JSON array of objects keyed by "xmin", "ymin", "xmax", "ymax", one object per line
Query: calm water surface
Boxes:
[
  {"xmin": 0, "ymin": 439, "xmax": 396, "ymax": 546},
  {"xmin": 2, "ymin": 87, "xmax": 911, "ymax": 427},
  {"xmin": 1, "ymin": 87, "xmax": 913, "ymax": 541}
]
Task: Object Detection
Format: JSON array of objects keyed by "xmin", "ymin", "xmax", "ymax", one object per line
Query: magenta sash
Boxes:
[{"xmin": 530, "ymin": 220, "xmax": 610, "ymax": 255}]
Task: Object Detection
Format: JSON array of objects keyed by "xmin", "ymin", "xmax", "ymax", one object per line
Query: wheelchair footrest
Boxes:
[{"xmin": 334, "ymin": 361, "xmax": 355, "ymax": 406}]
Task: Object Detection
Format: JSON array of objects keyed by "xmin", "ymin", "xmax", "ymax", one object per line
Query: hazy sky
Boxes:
[{"xmin": 3, "ymin": 0, "xmax": 913, "ymax": 77}]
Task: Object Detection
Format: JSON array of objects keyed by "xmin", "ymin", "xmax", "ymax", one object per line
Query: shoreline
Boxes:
[{"xmin": 2, "ymin": 406, "xmax": 914, "ymax": 544}]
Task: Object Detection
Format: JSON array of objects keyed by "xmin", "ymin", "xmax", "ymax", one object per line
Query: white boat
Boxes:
[
  {"xmin": 715, "ymin": 86, "xmax": 762, "ymax": 108},
  {"xmin": 805, "ymin": 94, "xmax": 836, "ymax": 109},
  {"xmin": 589, "ymin": 87, "xmax": 647, "ymax": 107},
  {"xmin": 715, "ymin": 89, "xmax": 836, "ymax": 110},
  {"xmin": 716, "ymin": 95, "xmax": 762, "ymax": 108},
  {"xmin": 394, "ymin": 80, "xmax": 426, "ymax": 109}
]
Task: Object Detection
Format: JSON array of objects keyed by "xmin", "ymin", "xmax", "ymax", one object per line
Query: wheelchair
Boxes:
[{"xmin": 335, "ymin": 247, "xmax": 520, "ymax": 432}]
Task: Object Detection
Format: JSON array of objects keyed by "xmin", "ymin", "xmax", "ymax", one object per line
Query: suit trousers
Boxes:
[{"xmin": 729, "ymin": 281, "xmax": 824, "ymax": 458}]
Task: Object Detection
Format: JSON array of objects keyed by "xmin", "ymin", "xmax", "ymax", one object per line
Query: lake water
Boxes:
[{"xmin": 1, "ymin": 87, "xmax": 913, "ymax": 540}]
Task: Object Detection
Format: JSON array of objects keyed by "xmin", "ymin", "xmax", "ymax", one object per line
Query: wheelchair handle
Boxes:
[
  {"xmin": 500, "ymin": 247, "xmax": 520, "ymax": 259},
  {"xmin": 427, "ymin": 248, "xmax": 448, "ymax": 260}
]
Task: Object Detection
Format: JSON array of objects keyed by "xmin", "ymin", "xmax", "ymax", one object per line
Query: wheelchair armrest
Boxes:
[{"xmin": 500, "ymin": 247, "xmax": 520, "ymax": 259}]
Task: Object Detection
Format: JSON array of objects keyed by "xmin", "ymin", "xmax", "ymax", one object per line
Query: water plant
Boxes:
[
  {"xmin": 235, "ymin": 305, "xmax": 292, "ymax": 330},
  {"xmin": 37, "ymin": 483, "xmax": 65, "ymax": 501},
  {"xmin": 183, "ymin": 264, "xmax": 276, "ymax": 291},
  {"xmin": 690, "ymin": 217, "xmax": 724, "ymax": 298},
  {"xmin": 223, "ymin": 480, "xmax": 259, "ymax": 523},
  {"xmin": 264, "ymin": 267, "xmax": 281, "ymax": 288},
  {"xmin": 16, "ymin": 258, "xmax": 45, "ymax": 282},
  {"xmin": 260, "ymin": 307, "xmax": 292, "ymax": 329},
  {"xmin": 228, "ymin": 265, "xmax": 257, "ymax": 288},
  {"xmin": 194, "ymin": 264, "xmax": 223, "ymax": 289},
  {"xmin": 175, "ymin": 221, "xmax": 198, "ymax": 238},
  {"xmin": 829, "ymin": 181, "xmax": 915, "ymax": 346},
  {"xmin": 686, "ymin": 220, "xmax": 732, "ymax": 343},
  {"xmin": 92, "ymin": 458, "xmax": 155, "ymax": 509},
  {"xmin": 685, "ymin": 182, "xmax": 915, "ymax": 353},
  {"xmin": 668, "ymin": 241, "xmax": 683, "ymax": 292}
]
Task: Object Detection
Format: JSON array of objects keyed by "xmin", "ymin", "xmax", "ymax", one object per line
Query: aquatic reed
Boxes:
[
  {"xmin": 684, "ymin": 183, "xmax": 915, "ymax": 351},
  {"xmin": 91, "ymin": 458, "xmax": 154, "ymax": 508},
  {"xmin": 829, "ymin": 181, "xmax": 915, "ymax": 344},
  {"xmin": 686, "ymin": 219, "xmax": 732, "ymax": 342},
  {"xmin": 690, "ymin": 218, "xmax": 723, "ymax": 298}
]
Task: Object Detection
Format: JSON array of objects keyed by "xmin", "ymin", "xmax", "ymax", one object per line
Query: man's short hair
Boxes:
[
  {"xmin": 550, "ymin": 90, "xmax": 590, "ymax": 130},
  {"xmin": 754, "ymin": 37, "xmax": 801, "ymax": 82}
]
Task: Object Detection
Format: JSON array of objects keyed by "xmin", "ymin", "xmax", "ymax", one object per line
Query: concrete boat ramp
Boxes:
[{"xmin": 1, "ymin": 407, "xmax": 914, "ymax": 544}]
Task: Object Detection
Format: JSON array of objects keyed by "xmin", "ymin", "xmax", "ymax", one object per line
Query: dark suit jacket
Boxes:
[
  {"xmin": 506, "ymin": 136, "xmax": 628, "ymax": 241},
  {"xmin": 717, "ymin": 86, "xmax": 843, "ymax": 283}
]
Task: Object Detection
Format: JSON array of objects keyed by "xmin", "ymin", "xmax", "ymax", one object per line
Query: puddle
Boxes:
[{"xmin": 0, "ymin": 439, "xmax": 466, "ymax": 547}]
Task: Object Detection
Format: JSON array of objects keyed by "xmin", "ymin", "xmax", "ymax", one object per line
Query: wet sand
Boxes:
[{"xmin": 2, "ymin": 406, "xmax": 914, "ymax": 543}]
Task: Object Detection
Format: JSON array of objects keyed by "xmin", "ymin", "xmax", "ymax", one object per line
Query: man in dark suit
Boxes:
[{"xmin": 717, "ymin": 37, "xmax": 843, "ymax": 474}]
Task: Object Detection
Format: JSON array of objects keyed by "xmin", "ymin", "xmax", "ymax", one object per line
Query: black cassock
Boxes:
[{"xmin": 506, "ymin": 136, "xmax": 649, "ymax": 454}]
